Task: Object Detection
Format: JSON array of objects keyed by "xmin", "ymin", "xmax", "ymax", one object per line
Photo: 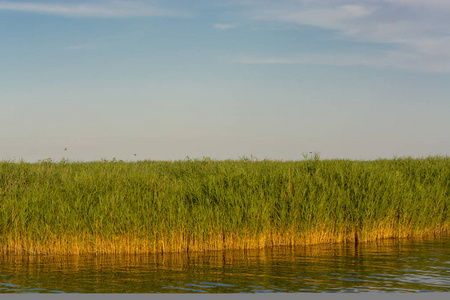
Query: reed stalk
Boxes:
[{"xmin": 1, "ymin": 156, "xmax": 449, "ymax": 254}]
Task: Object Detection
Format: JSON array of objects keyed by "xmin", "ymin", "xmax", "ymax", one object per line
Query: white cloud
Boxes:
[
  {"xmin": 252, "ymin": 3, "xmax": 418, "ymax": 43},
  {"xmin": 237, "ymin": 0, "xmax": 450, "ymax": 73},
  {"xmin": 0, "ymin": 1, "xmax": 182, "ymax": 18},
  {"xmin": 382, "ymin": 0, "xmax": 450, "ymax": 10},
  {"xmin": 256, "ymin": 4, "xmax": 374, "ymax": 31},
  {"xmin": 406, "ymin": 37, "xmax": 450, "ymax": 56},
  {"xmin": 213, "ymin": 23, "xmax": 239, "ymax": 30},
  {"xmin": 64, "ymin": 44, "xmax": 94, "ymax": 50},
  {"xmin": 237, "ymin": 50, "xmax": 450, "ymax": 73}
]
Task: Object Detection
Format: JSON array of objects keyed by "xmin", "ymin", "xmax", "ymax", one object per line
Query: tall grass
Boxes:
[{"xmin": 1, "ymin": 156, "xmax": 449, "ymax": 254}]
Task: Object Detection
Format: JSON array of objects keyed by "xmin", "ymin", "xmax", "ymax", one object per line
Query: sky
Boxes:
[{"xmin": 1, "ymin": 0, "xmax": 449, "ymax": 162}]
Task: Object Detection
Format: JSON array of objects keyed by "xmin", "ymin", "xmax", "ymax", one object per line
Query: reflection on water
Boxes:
[{"xmin": 1, "ymin": 236, "xmax": 450, "ymax": 293}]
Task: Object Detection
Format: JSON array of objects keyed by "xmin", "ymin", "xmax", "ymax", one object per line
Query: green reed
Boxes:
[{"xmin": 1, "ymin": 156, "xmax": 449, "ymax": 254}]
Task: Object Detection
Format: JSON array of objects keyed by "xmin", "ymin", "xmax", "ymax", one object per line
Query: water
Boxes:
[{"xmin": 1, "ymin": 236, "xmax": 450, "ymax": 293}]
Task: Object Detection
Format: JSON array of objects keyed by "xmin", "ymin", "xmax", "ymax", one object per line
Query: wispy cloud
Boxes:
[
  {"xmin": 234, "ymin": 0, "xmax": 450, "ymax": 73},
  {"xmin": 249, "ymin": 1, "xmax": 444, "ymax": 45},
  {"xmin": 0, "ymin": 1, "xmax": 183, "ymax": 18},
  {"xmin": 213, "ymin": 23, "xmax": 239, "ymax": 30},
  {"xmin": 63, "ymin": 44, "xmax": 94, "ymax": 50},
  {"xmin": 382, "ymin": 0, "xmax": 450, "ymax": 10},
  {"xmin": 237, "ymin": 49, "xmax": 450, "ymax": 73},
  {"xmin": 254, "ymin": 4, "xmax": 374, "ymax": 34}
]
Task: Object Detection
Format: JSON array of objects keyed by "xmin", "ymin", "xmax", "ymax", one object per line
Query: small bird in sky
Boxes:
[{"xmin": 65, "ymin": 148, "xmax": 67, "ymax": 151}]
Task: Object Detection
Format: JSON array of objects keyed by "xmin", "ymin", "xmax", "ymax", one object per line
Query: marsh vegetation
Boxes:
[{"xmin": 1, "ymin": 156, "xmax": 449, "ymax": 254}]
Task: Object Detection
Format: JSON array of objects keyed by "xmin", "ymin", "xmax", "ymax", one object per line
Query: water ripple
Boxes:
[{"xmin": 1, "ymin": 236, "xmax": 450, "ymax": 293}]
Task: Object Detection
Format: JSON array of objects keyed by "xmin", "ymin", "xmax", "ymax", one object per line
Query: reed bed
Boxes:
[{"xmin": 1, "ymin": 156, "xmax": 449, "ymax": 255}]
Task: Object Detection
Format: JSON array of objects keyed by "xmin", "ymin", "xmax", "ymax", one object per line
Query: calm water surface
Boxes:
[{"xmin": 1, "ymin": 236, "xmax": 450, "ymax": 293}]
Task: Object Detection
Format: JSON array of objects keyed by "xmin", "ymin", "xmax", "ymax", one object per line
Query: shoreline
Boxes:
[{"xmin": 2, "ymin": 228, "xmax": 450, "ymax": 255}]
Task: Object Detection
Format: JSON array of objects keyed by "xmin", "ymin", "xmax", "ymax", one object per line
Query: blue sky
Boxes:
[{"xmin": 1, "ymin": 0, "xmax": 449, "ymax": 162}]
